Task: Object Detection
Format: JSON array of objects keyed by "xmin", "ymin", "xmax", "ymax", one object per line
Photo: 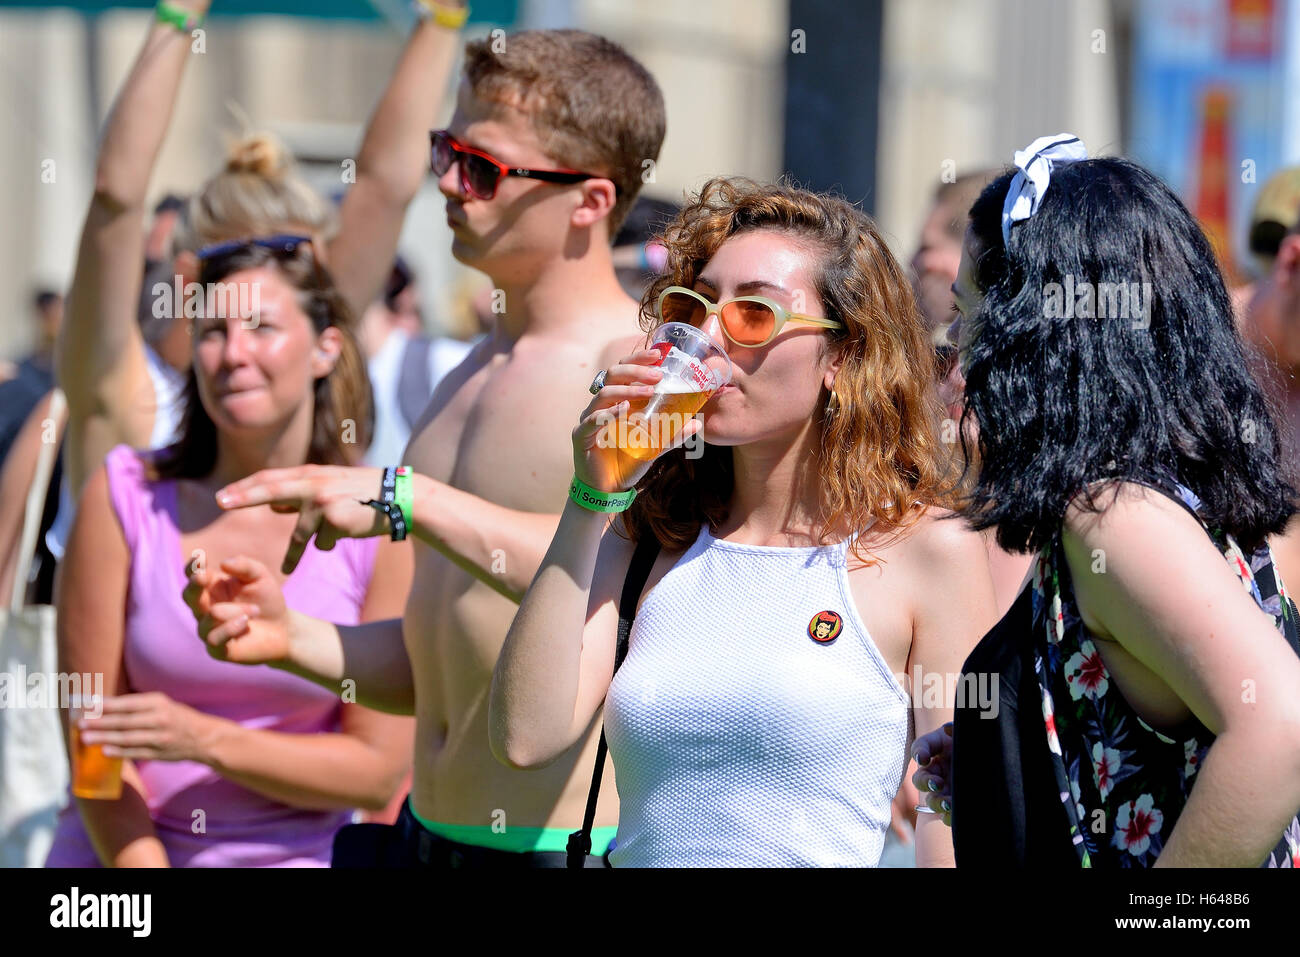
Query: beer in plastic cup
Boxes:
[
  {"xmin": 69, "ymin": 695, "xmax": 123, "ymax": 800},
  {"xmin": 620, "ymin": 322, "xmax": 731, "ymax": 460}
]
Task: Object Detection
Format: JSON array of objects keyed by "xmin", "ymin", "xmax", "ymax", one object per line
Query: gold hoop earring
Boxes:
[{"xmin": 826, "ymin": 389, "xmax": 840, "ymax": 417}]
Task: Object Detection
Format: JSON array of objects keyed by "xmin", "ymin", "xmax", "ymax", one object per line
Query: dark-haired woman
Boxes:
[
  {"xmin": 914, "ymin": 136, "xmax": 1300, "ymax": 868},
  {"xmin": 46, "ymin": 238, "xmax": 413, "ymax": 867},
  {"xmin": 488, "ymin": 177, "xmax": 999, "ymax": 867}
]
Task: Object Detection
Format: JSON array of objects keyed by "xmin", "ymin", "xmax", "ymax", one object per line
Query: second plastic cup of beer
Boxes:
[
  {"xmin": 618, "ymin": 322, "xmax": 732, "ymax": 460},
  {"xmin": 69, "ymin": 694, "xmax": 123, "ymax": 800}
]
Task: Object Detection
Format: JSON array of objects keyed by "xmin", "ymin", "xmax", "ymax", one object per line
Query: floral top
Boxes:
[{"xmin": 1033, "ymin": 481, "xmax": 1300, "ymax": 867}]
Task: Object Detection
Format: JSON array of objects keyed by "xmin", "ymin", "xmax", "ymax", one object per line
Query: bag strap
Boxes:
[
  {"xmin": 11, "ymin": 389, "xmax": 65, "ymax": 613},
  {"xmin": 566, "ymin": 532, "xmax": 661, "ymax": 868}
]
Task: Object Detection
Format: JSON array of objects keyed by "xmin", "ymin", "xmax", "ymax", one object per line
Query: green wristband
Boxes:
[
  {"xmin": 156, "ymin": 1, "xmax": 204, "ymax": 32},
  {"xmin": 393, "ymin": 467, "xmax": 414, "ymax": 533},
  {"xmin": 569, "ymin": 475, "xmax": 636, "ymax": 513}
]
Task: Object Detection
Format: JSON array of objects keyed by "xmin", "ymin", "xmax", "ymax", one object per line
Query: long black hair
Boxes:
[{"xmin": 960, "ymin": 156, "xmax": 1295, "ymax": 553}]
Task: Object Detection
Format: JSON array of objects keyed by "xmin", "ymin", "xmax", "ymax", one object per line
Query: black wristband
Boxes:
[
  {"xmin": 361, "ymin": 498, "xmax": 407, "ymax": 542},
  {"xmin": 380, "ymin": 467, "xmax": 398, "ymax": 505}
]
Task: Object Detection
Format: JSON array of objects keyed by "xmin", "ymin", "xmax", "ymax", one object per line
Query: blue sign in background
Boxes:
[{"xmin": 1129, "ymin": 0, "xmax": 1290, "ymax": 277}]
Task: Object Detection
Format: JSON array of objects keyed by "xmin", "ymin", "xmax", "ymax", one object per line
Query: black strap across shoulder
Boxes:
[
  {"xmin": 396, "ymin": 334, "xmax": 434, "ymax": 429},
  {"xmin": 566, "ymin": 533, "xmax": 662, "ymax": 868}
]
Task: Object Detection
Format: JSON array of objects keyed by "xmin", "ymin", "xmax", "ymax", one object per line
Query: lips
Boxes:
[{"xmin": 217, "ymin": 380, "xmax": 265, "ymax": 396}]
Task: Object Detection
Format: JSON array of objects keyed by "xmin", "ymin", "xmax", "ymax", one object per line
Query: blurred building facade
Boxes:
[{"xmin": 0, "ymin": 0, "xmax": 1131, "ymax": 356}]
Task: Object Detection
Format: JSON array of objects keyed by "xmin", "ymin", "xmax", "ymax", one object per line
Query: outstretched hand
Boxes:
[
  {"xmin": 213, "ymin": 466, "xmax": 393, "ymax": 573},
  {"xmin": 182, "ymin": 555, "xmax": 292, "ymax": 666}
]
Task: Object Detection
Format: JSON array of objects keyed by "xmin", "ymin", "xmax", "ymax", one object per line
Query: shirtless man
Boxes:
[{"xmin": 183, "ymin": 29, "xmax": 666, "ymax": 867}]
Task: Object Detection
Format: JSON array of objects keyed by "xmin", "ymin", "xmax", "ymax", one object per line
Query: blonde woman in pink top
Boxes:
[{"xmin": 48, "ymin": 226, "xmax": 414, "ymax": 869}]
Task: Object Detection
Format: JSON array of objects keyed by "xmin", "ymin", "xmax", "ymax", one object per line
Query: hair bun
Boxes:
[{"xmin": 225, "ymin": 133, "xmax": 289, "ymax": 179}]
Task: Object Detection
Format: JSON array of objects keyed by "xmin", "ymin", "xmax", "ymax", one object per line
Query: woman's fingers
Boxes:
[
  {"xmin": 663, "ymin": 415, "xmax": 703, "ymax": 453},
  {"xmin": 580, "ymin": 383, "xmax": 657, "ymax": 420},
  {"xmin": 84, "ymin": 729, "xmax": 163, "ymax": 747},
  {"xmin": 602, "ymin": 356, "xmax": 665, "ymax": 387},
  {"xmin": 920, "ymin": 791, "xmax": 951, "ymax": 816},
  {"xmin": 911, "ymin": 724, "xmax": 954, "ymax": 766},
  {"xmin": 577, "ymin": 399, "xmax": 629, "ymax": 438}
]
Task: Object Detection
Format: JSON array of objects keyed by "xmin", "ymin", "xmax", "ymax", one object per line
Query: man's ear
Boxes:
[
  {"xmin": 312, "ymin": 326, "xmax": 343, "ymax": 378},
  {"xmin": 571, "ymin": 178, "xmax": 618, "ymax": 232}
]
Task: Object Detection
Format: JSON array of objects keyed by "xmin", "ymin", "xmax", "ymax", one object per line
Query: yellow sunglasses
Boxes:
[{"xmin": 656, "ymin": 286, "xmax": 844, "ymax": 348}]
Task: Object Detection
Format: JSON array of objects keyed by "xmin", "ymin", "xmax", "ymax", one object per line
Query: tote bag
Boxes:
[{"xmin": 0, "ymin": 389, "xmax": 68, "ymax": 867}]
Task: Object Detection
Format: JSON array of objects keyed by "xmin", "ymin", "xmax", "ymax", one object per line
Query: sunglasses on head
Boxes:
[
  {"xmin": 196, "ymin": 233, "xmax": 314, "ymax": 261},
  {"xmin": 194, "ymin": 233, "xmax": 326, "ymax": 290},
  {"xmin": 429, "ymin": 129, "xmax": 610, "ymax": 201},
  {"xmin": 656, "ymin": 286, "xmax": 844, "ymax": 348}
]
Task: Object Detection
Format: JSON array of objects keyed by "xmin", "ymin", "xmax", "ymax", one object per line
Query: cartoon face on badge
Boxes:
[{"xmin": 808, "ymin": 610, "xmax": 843, "ymax": 644}]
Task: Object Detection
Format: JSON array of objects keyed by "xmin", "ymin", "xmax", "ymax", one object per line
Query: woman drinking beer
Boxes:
[{"xmin": 487, "ymin": 177, "xmax": 1000, "ymax": 866}]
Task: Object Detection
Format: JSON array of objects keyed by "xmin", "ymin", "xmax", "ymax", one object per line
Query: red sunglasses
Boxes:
[{"xmin": 429, "ymin": 129, "xmax": 612, "ymax": 200}]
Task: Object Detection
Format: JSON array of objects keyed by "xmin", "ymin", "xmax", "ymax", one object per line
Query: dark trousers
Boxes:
[{"xmin": 331, "ymin": 798, "xmax": 611, "ymax": 869}]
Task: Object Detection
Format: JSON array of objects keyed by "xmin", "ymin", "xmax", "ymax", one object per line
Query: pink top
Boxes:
[{"xmin": 45, "ymin": 445, "xmax": 380, "ymax": 868}]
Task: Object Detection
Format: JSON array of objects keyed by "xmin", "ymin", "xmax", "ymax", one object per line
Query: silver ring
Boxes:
[{"xmin": 589, "ymin": 369, "xmax": 607, "ymax": 395}]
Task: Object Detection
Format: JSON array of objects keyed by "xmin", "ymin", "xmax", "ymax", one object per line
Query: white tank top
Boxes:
[{"xmin": 604, "ymin": 524, "xmax": 912, "ymax": 867}]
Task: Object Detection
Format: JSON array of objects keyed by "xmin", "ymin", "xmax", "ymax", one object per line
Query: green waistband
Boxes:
[{"xmin": 409, "ymin": 804, "xmax": 616, "ymax": 856}]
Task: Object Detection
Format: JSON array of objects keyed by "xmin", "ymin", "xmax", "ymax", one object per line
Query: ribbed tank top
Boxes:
[{"xmin": 604, "ymin": 524, "xmax": 912, "ymax": 867}]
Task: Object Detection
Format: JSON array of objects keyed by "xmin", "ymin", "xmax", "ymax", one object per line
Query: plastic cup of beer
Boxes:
[
  {"xmin": 619, "ymin": 322, "xmax": 732, "ymax": 461},
  {"xmin": 69, "ymin": 694, "xmax": 123, "ymax": 800}
]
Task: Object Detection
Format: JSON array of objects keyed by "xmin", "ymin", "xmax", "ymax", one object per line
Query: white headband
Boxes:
[{"xmin": 1000, "ymin": 133, "xmax": 1088, "ymax": 246}]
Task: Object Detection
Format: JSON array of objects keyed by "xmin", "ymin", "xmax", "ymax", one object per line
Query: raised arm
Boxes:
[
  {"xmin": 1065, "ymin": 485, "xmax": 1300, "ymax": 867},
  {"xmin": 489, "ymin": 502, "xmax": 631, "ymax": 769},
  {"xmin": 490, "ymin": 349, "xmax": 683, "ymax": 766},
  {"xmin": 56, "ymin": 464, "xmax": 168, "ymax": 866},
  {"xmin": 58, "ymin": 0, "xmax": 212, "ymax": 494},
  {"xmin": 326, "ymin": 3, "xmax": 465, "ymax": 319}
]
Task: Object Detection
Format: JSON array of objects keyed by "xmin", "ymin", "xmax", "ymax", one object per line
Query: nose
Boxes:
[
  {"xmin": 436, "ymin": 158, "xmax": 467, "ymax": 199},
  {"xmin": 221, "ymin": 322, "xmax": 251, "ymax": 367},
  {"xmin": 697, "ymin": 310, "xmax": 728, "ymax": 351}
]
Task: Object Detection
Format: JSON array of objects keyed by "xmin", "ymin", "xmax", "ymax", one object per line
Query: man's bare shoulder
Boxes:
[{"xmin": 596, "ymin": 331, "xmax": 649, "ymax": 369}]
